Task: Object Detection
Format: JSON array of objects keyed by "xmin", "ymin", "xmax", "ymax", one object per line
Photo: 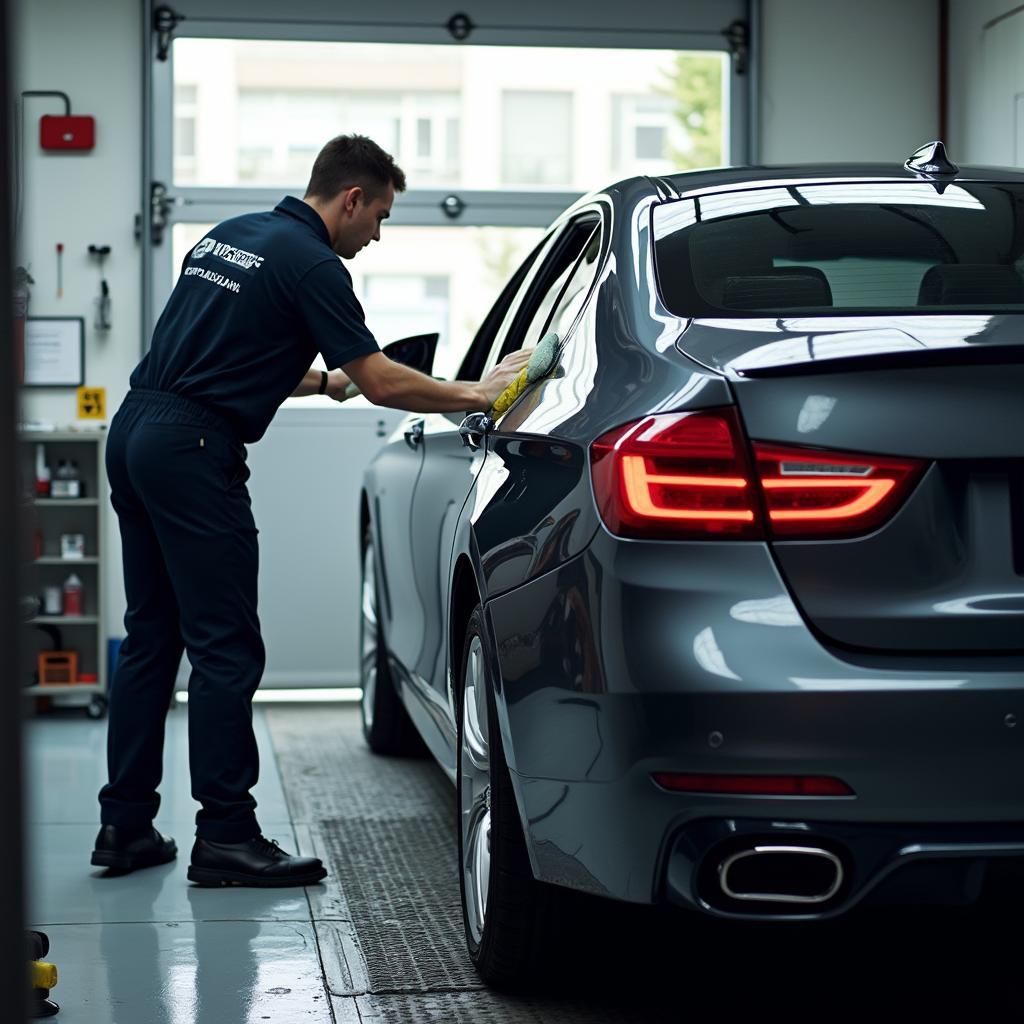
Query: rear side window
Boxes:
[
  {"xmin": 492, "ymin": 212, "xmax": 601, "ymax": 364},
  {"xmin": 652, "ymin": 182, "xmax": 1024, "ymax": 316},
  {"xmin": 513, "ymin": 222, "xmax": 601, "ymax": 353}
]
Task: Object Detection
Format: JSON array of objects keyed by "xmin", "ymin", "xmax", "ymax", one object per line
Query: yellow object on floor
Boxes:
[{"xmin": 30, "ymin": 959, "xmax": 58, "ymax": 990}]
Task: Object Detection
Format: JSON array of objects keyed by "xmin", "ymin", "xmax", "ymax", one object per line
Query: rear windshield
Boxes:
[{"xmin": 652, "ymin": 181, "xmax": 1024, "ymax": 316}]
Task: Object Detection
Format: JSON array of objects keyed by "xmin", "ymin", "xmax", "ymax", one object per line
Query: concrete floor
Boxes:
[{"xmin": 25, "ymin": 702, "xmax": 1024, "ymax": 1022}]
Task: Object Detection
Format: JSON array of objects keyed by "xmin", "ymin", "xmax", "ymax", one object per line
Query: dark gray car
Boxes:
[{"xmin": 359, "ymin": 142, "xmax": 1024, "ymax": 987}]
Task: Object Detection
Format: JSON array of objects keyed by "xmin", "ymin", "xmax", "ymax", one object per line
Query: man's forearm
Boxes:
[
  {"xmin": 291, "ymin": 368, "xmax": 324, "ymax": 397},
  {"xmin": 291, "ymin": 367, "xmax": 351, "ymax": 400},
  {"xmin": 345, "ymin": 354, "xmax": 485, "ymax": 413},
  {"xmin": 370, "ymin": 369, "xmax": 485, "ymax": 413}
]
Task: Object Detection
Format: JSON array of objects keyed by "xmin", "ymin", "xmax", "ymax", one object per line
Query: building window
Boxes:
[
  {"xmin": 501, "ymin": 90, "xmax": 573, "ymax": 187},
  {"xmin": 610, "ymin": 94, "xmax": 679, "ymax": 175},
  {"xmin": 235, "ymin": 89, "xmax": 459, "ymax": 187}
]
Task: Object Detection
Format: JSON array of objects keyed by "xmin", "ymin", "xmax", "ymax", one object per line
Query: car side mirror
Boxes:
[{"xmin": 382, "ymin": 333, "xmax": 440, "ymax": 377}]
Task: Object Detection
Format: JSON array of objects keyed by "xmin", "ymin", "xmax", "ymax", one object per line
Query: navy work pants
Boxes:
[{"xmin": 99, "ymin": 389, "xmax": 265, "ymax": 842}]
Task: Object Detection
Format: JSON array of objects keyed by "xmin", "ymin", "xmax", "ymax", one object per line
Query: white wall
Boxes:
[
  {"xmin": 14, "ymin": 0, "xmax": 142, "ymax": 643},
  {"xmin": 760, "ymin": 0, "xmax": 939, "ymax": 164},
  {"xmin": 948, "ymin": 1, "xmax": 1024, "ymax": 166}
]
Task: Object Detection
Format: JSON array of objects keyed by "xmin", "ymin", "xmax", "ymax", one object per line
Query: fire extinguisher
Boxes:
[{"xmin": 13, "ymin": 266, "xmax": 34, "ymax": 386}]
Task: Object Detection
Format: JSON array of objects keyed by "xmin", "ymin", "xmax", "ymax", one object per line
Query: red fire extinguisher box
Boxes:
[{"xmin": 40, "ymin": 114, "xmax": 95, "ymax": 151}]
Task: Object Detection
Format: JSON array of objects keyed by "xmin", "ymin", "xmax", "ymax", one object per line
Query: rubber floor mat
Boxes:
[
  {"xmin": 316, "ymin": 814, "xmax": 482, "ymax": 994},
  {"xmin": 357, "ymin": 992, "xmax": 683, "ymax": 1024},
  {"xmin": 266, "ymin": 706, "xmax": 451, "ymax": 823}
]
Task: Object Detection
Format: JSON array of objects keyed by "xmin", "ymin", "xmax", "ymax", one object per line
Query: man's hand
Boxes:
[{"xmin": 476, "ymin": 348, "xmax": 532, "ymax": 409}]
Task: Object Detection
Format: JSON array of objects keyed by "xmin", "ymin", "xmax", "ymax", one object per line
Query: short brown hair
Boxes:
[{"xmin": 304, "ymin": 134, "xmax": 407, "ymax": 200}]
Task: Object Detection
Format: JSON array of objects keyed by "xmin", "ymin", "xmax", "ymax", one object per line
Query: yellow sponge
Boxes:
[{"xmin": 491, "ymin": 331, "xmax": 560, "ymax": 418}]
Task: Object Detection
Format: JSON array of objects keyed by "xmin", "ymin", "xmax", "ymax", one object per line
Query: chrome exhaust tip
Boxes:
[{"xmin": 718, "ymin": 845, "xmax": 844, "ymax": 905}]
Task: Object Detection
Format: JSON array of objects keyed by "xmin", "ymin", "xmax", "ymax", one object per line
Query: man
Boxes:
[{"xmin": 91, "ymin": 135, "xmax": 529, "ymax": 886}]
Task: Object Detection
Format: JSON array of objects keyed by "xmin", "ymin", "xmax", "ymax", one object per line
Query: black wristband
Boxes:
[{"xmin": 318, "ymin": 370, "xmax": 328, "ymax": 395}]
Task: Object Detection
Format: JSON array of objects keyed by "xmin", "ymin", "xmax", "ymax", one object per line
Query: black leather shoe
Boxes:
[
  {"xmin": 91, "ymin": 825, "xmax": 177, "ymax": 872},
  {"xmin": 187, "ymin": 835, "xmax": 327, "ymax": 887}
]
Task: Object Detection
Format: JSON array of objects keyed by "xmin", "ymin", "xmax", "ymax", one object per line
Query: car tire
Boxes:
[
  {"xmin": 359, "ymin": 527, "xmax": 424, "ymax": 756},
  {"xmin": 457, "ymin": 604, "xmax": 564, "ymax": 989}
]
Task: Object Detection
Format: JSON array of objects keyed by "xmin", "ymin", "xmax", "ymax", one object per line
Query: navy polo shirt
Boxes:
[{"xmin": 131, "ymin": 196, "xmax": 381, "ymax": 442}]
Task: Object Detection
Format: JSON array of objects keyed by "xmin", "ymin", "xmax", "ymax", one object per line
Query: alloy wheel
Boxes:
[
  {"xmin": 460, "ymin": 635, "xmax": 491, "ymax": 945},
  {"xmin": 360, "ymin": 543, "xmax": 378, "ymax": 731}
]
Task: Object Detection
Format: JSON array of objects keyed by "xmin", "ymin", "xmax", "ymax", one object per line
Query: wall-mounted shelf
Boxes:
[
  {"xmin": 24, "ymin": 684, "xmax": 103, "ymax": 695},
  {"xmin": 33, "ymin": 498, "xmax": 99, "ymax": 507},
  {"xmin": 18, "ymin": 431, "xmax": 108, "ymax": 717},
  {"xmin": 30, "ymin": 616, "xmax": 100, "ymax": 625},
  {"xmin": 34, "ymin": 557, "xmax": 99, "ymax": 565}
]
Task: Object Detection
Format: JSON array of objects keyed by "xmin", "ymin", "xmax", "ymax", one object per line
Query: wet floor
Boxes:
[{"xmin": 25, "ymin": 702, "xmax": 1024, "ymax": 1022}]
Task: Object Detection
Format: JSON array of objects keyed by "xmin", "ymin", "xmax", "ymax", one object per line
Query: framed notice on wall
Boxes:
[{"xmin": 23, "ymin": 317, "xmax": 85, "ymax": 387}]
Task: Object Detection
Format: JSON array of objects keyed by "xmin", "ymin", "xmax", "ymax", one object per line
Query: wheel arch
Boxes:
[
  {"xmin": 450, "ymin": 550, "xmax": 538, "ymax": 878},
  {"xmin": 449, "ymin": 553, "xmax": 480, "ymax": 708},
  {"xmin": 359, "ymin": 489, "xmax": 370, "ymax": 542}
]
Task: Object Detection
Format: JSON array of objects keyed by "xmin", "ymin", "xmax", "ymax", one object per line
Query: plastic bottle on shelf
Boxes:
[
  {"xmin": 53, "ymin": 459, "xmax": 82, "ymax": 499},
  {"xmin": 34, "ymin": 444, "xmax": 50, "ymax": 497},
  {"xmin": 69, "ymin": 459, "xmax": 83, "ymax": 497},
  {"xmin": 62, "ymin": 573, "xmax": 83, "ymax": 616}
]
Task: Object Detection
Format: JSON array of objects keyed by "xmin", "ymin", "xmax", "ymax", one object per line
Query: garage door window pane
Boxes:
[{"xmin": 172, "ymin": 39, "xmax": 729, "ymax": 191}]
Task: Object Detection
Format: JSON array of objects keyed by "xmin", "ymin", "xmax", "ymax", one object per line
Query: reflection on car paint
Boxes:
[
  {"xmin": 729, "ymin": 595, "xmax": 803, "ymax": 627},
  {"xmin": 796, "ymin": 394, "xmax": 838, "ymax": 433},
  {"xmin": 693, "ymin": 627, "xmax": 742, "ymax": 681}
]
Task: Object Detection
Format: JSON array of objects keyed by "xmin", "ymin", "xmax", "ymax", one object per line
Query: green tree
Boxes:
[{"xmin": 657, "ymin": 53, "xmax": 724, "ymax": 171}]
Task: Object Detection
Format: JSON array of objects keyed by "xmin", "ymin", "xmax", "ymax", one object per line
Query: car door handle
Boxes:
[
  {"xmin": 458, "ymin": 412, "xmax": 494, "ymax": 450},
  {"xmin": 404, "ymin": 420, "xmax": 424, "ymax": 449}
]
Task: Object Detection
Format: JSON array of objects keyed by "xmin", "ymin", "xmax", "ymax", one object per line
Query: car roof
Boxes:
[
  {"xmin": 658, "ymin": 162, "xmax": 1024, "ymax": 195},
  {"xmin": 560, "ymin": 162, "xmax": 1024, "ymax": 226}
]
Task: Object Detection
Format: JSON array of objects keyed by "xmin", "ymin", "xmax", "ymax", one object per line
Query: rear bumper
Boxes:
[
  {"xmin": 666, "ymin": 818, "xmax": 1024, "ymax": 920},
  {"xmin": 486, "ymin": 529, "xmax": 1024, "ymax": 909}
]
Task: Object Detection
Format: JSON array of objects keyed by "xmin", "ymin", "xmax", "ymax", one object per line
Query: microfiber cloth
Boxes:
[{"xmin": 490, "ymin": 331, "xmax": 560, "ymax": 418}]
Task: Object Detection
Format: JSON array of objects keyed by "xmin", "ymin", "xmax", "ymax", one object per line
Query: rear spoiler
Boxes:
[{"xmin": 731, "ymin": 343, "xmax": 1024, "ymax": 378}]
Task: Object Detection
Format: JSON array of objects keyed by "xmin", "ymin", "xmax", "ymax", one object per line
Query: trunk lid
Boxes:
[{"xmin": 679, "ymin": 317, "xmax": 1024, "ymax": 653}]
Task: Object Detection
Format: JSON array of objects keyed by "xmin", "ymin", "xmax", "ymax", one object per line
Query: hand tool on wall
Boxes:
[
  {"xmin": 88, "ymin": 245, "xmax": 111, "ymax": 330},
  {"xmin": 55, "ymin": 243, "xmax": 63, "ymax": 298}
]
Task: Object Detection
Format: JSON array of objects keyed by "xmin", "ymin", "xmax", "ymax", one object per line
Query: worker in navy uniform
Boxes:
[{"xmin": 91, "ymin": 135, "xmax": 530, "ymax": 886}]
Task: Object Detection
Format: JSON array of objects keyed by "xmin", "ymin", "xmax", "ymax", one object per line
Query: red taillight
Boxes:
[
  {"xmin": 589, "ymin": 407, "xmax": 926, "ymax": 541},
  {"xmin": 590, "ymin": 409, "xmax": 761, "ymax": 539},
  {"xmin": 752, "ymin": 443, "xmax": 925, "ymax": 538},
  {"xmin": 652, "ymin": 772, "xmax": 855, "ymax": 797}
]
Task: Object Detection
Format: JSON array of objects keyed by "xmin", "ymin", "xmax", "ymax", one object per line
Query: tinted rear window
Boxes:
[{"xmin": 653, "ymin": 182, "xmax": 1024, "ymax": 316}]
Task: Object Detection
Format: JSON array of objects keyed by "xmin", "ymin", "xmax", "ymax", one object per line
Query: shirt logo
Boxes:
[
  {"xmin": 193, "ymin": 236, "xmax": 217, "ymax": 259},
  {"xmin": 191, "ymin": 235, "xmax": 265, "ymax": 272}
]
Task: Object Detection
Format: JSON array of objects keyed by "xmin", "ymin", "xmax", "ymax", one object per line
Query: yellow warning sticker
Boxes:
[{"xmin": 77, "ymin": 386, "xmax": 106, "ymax": 420}]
